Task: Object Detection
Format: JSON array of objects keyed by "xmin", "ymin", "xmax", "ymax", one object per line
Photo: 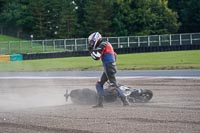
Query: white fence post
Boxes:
[
  {"xmin": 8, "ymin": 41, "xmax": 10, "ymax": 54},
  {"xmin": 53, "ymin": 40, "xmax": 55, "ymax": 51},
  {"xmin": 64, "ymin": 39, "xmax": 66, "ymax": 50},
  {"xmin": 75, "ymin": 39, "xmax": 77, "ymax": 51},
  {"xmin": 128, "ymin": 36, "xmax": 130, "ymax": 47},
  {"xmin": 180, "ymin": 34, "xmax": 182, "ymax": 45},
  {"xmin": 138, "ymin": 36, "xmax": 140, "ymax": 47},
  {"xmin": 42, "ymin": 40, "xmax": 45, "ymax": 52},
  {"xmin": 20, "ymin": 41, "xmax": 22, "ymax": 53},
  {"xmin": 159, "ymin": 35, "xmax": 161, "ymax": 46},
  {"xmin": 85, "ymin": 38, "xmax": 87, "ymax": 50},
  {"xmin": 118, "ymin": 37, "xmax": 120, "ymax": 48}
]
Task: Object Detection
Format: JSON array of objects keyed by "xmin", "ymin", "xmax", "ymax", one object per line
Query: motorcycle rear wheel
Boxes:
[{"xmin": 70, "ymin": 89, "xmax": 98, "ymax": 104}]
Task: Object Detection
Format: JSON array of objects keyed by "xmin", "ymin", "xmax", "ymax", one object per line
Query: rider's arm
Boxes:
[
  {"xmin": 91, "ymin": 48, "xmax": 101, "ymax": 60},
  {"xmin": 90, "ymin": 43, "xmax": 106, "ymax": 60}
]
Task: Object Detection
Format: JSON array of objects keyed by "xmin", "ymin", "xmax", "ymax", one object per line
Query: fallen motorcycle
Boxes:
[{"xmin": 64, "ymin": 84, "xmax": 153, "ymax": 105}]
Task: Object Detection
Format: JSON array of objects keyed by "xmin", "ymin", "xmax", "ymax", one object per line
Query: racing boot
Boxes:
[
  {"xmin": 120, "ymin": 96, "xmax": 129, "ymax": 106},
  {"xmin": 93, "ymin": 96, "xmax": 103, "ymax": 108}
]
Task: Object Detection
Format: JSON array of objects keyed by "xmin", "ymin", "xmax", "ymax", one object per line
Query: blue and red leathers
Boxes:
[{"xmin": 90, "ymin": 41, "xmax": 125, "ymax": 97}]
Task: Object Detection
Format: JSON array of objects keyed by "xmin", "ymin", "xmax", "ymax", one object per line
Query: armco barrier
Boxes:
[
  {"xmin": 0, "ymin": 55, "xmax": 10, "ymax": 61},
  {"xmin": 22, "ymin": 44, "xmax": 200, "ymax": 60}
]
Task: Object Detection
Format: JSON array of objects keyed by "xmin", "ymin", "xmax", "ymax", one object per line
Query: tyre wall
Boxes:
[{"xmin": 22, "ymin": 44, "xmax": 200, "ymax": 60}]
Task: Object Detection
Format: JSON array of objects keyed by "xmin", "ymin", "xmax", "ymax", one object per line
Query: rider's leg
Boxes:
[
  {"xmin": 105, "ymin": 62, "xmax": 129, "ymax": 106},
  {"xmin": 93, "ymin": 72, "xmax": 107, "ymax": 108}
]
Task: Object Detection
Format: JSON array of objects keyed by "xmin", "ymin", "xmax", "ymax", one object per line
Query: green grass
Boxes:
[
  {"xmin": 0, "ymin": 34, "xmax": 22, "ymax": 41},
  {"xmin": 117, "ymin": 50, "xmax": 200, "ymax": 70},
  {"xmin": 0, "ymin": 35, "xmax": 66, "ymax": 54},
  {"xmin": 0, "ymin": 50, "xmax": 200, "ymax": 72}
]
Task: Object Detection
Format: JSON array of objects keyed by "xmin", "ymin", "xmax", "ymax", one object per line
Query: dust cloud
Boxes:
[{"xmin": 0, "ymin": 79, "xmax": 67, "ymax": 112}]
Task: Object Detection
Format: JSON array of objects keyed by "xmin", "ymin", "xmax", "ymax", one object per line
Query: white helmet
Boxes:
[{"xmin": 88, "ymin": 32, "xmax": 102, "ymax": 49}]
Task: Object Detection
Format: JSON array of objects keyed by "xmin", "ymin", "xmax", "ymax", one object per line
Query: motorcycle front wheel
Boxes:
[{"xmin": 129, "ymin": 89, "xmax": 153, "ymax": 103}]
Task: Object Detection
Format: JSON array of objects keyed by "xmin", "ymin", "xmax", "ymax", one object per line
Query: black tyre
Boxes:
[
  {"xmin": 70, "ymin": 89, "xmax": 98, "ymax": 105},
  {"xmin": 130, "ymin": 89, "xmax": 153, "ymax": 102},
  {"xmin": 103, "ymin": 89, "xmax": 118, "ymax": 102}
]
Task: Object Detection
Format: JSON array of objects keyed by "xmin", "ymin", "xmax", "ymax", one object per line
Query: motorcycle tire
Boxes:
[
  {"xmin": 130, "ymin": 89, "xmax": 153, "ymax": 103},
  {"xmin": 70, "ymin": 89, "xmax": 98, "ymax": 105},
  {"xmin": 103, "ymin": 89, "xmax": 118, "ymax": 102}
]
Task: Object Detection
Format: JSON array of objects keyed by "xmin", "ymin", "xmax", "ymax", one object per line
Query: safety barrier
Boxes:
[
  {"xmin": 0, "ymin": 32, "xmax": 200, "ymax": 60},
  {"xmin": 0, "ymin": 54, "xmax": 23, "ymax": 61},
  {"xmin": 22, "ymin": 44, "xmax": 200, "ymax": 60},
  {"xmin": 0, "ymin": 44, "xmax": 200, "ymax": 61},
  {"xmin": 10, "ymin": 54, "xmax": 23, "ymax": 61},
  {"xmin": 0, "ymin": 55, "xmax": 10, "ymax": 61}
]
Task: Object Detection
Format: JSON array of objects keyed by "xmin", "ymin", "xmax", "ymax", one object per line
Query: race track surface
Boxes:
[{"xmin": 0, "ymin": 77, "xmax": 200, "ymax": 133}]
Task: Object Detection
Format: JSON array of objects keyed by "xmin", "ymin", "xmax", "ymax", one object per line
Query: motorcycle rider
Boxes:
[{"xmin": 88, "ymin": 32, "xmax": 129, "ymax": 108}]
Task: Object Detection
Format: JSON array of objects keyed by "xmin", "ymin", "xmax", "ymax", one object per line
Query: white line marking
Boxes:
[{"xmin": 0, "ymin": 76, "xmax": 199, "ymax": 79}]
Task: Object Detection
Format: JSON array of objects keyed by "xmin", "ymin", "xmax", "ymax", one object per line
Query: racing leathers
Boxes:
[{"xmin": 89, "ymin": 41, "xmax": 129, "ymax": 107}]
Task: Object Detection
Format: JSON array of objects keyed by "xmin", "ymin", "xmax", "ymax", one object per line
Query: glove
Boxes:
[{"xmin": 91, "ymin": 51, "xmax": 101, "ymax": 60}]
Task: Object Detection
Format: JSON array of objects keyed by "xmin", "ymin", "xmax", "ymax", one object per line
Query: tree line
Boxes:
[{"xmin": 0, "ymin": 0, "xmax": 199, "ymax": 40}]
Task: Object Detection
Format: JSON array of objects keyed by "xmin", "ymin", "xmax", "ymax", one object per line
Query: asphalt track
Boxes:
[{"xmin": 0, "ymin": 70, "xmax": 200, "ymax": 133}]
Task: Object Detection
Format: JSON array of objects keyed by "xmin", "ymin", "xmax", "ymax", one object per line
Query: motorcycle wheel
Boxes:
[
  {"xmin": 103, "ymin": 89, "xmax": 118, "ymax": 102},
  {"xmin": 130, "ymin": 89, "xmax": 153, "ymax": 103},
  {"xmin": 70, "ymin": 89, "xmax": 98, "ymax": 105}
]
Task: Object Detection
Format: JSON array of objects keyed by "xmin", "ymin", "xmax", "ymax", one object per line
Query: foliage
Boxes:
[
  {"xmin": 1, "ymin": 0, "xmax": 198, "ymax": 39},
  {"xmin": 58, "ymin": 0, "xmax": 77, "ymax": 38},
  {"xmin": 111, "ymin": 1, "xmax": 130, "ymax": 36},
  {"xmin": 168, "ymin": 0, "xmax": 200, "ymax": 33},
  {"xmin": 0, "ymin": 0, "xmax": 32, "ymax": 31},
  {"xmin": 82, "ymin": 0, "xmax": 112, "ymax": 37},
  {"xmin": 29, "ymin": 0, "xmax": 46, "ymax": 39},
  {"xmin": 124, "ymin": 0, "xmax": 180, "ymax": 35}
]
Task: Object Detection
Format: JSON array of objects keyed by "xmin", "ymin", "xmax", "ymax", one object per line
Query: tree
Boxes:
[
  {"xmin": 124, "ymin": 0, "xmax": 180, "ymax": 35},
  {"xmin": 43, "ymin": 0, "xmax": 61, "ymax": 39},
  {"xmin": 82, "ymin": 0, "xmax": 112, "ymax": 37},
  {"xmin": 73, "ymin": 0, "xmax": 87, "ymax": 37},
  {"xmin": 111, "ymin": 1, "xmax": 130, "ymax": 36},
  {"xmin": 30, "ymin": 0, "xmax": 78, "ymax": 39},
  {"xmin": 0, "ymin": 0, "xmax": 183, "ymax": 39},
  {"xmin": 57, "ymin": 0, "xmax": 77, "ymax": 38},
  {"xmin": 168, "ymin": 0, "xmax": 200, "ymax": 33},
  {"xmin": 150, "ymin": 0, "xmax": 180, "ymax": 34},
  {"xmin": 0, "ymin": 0, "xmax": 33, "ymax": 37},
  {"xmin": 0, "ymin": 0, "xmax": 7, "ymax": 12},
  {"xmin": 29, "ymin": 0, "xmax": 47, "ymax": 39}
]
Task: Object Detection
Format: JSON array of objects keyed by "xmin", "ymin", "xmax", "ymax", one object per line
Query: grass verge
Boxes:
[{"xmin": 0, "ymin": 50, "xmax": 200, "ymax": 72}]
